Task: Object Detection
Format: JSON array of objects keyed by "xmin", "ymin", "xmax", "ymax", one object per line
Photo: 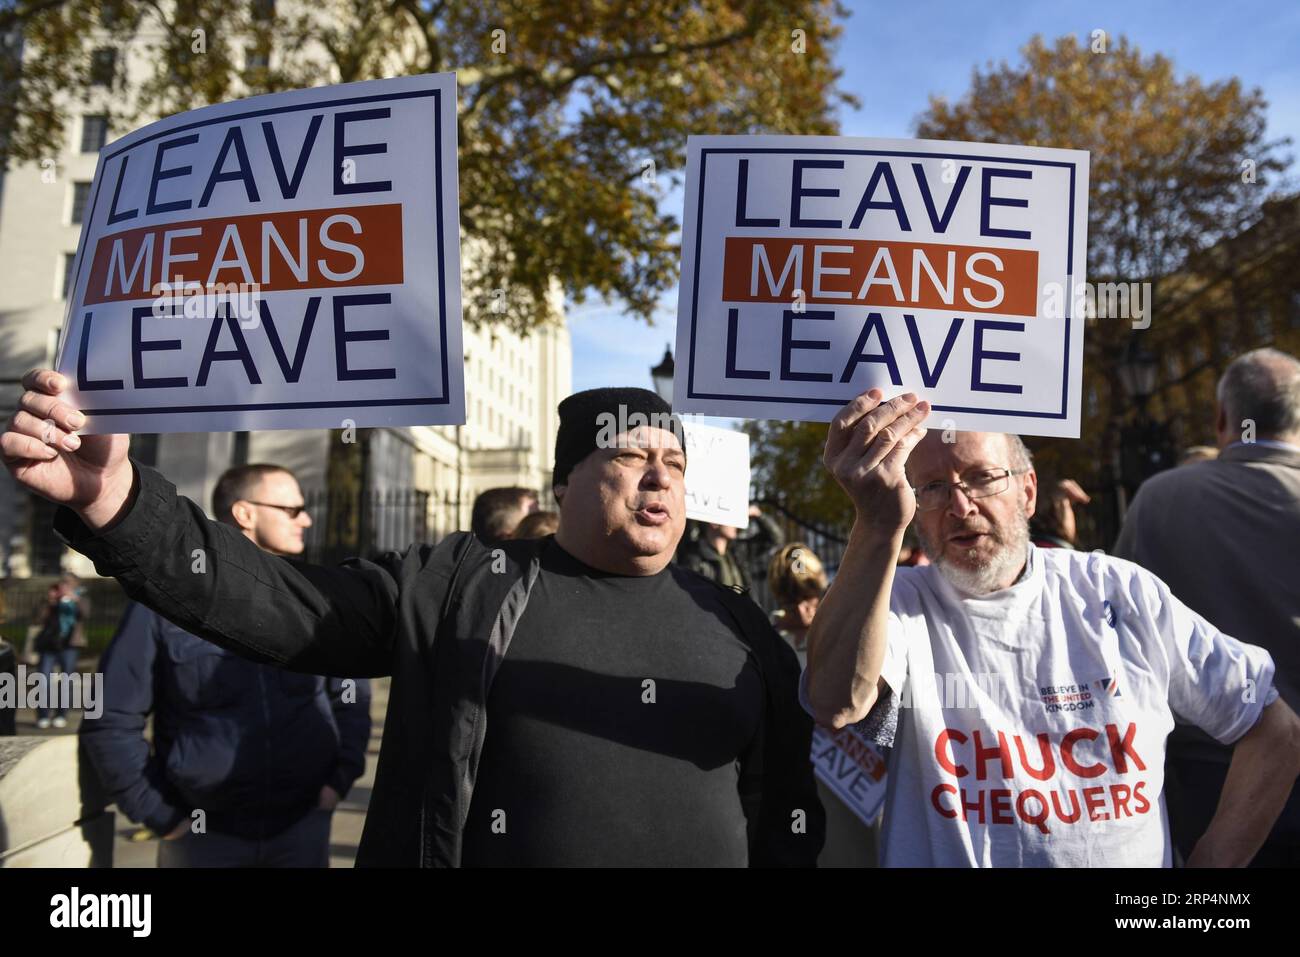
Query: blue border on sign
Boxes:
[
  {"xmin": 73, "ymin": 86, "xmax": 450, "ymax": 417},
  {"xmin": 685, "ymin": 147, "xmax": 1078, "ymax": 419}
]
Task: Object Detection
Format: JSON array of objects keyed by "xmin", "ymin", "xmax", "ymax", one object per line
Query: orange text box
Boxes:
[
  {"xmin": 722, "ymin": 237, "xmax": 1038, "ymax": 317},
  {"xmin": 85, "ymin": 204, "xmax": 404, "ymax": 304}
]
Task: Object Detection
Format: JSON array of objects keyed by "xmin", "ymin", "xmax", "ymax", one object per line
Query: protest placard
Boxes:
[
  {"xmin": 812, "ymin": 723, "xmax": 888, "ymax": 827},
  {"xmin": 672, "ymin": 135, "xmax": 1090, "ymax": 437},
  {"xmin": 55, "ymin": 73, "xmax": 463, "ymax": 434},
  {"xmin": 681, "ymin": 420, "xmax": 750, "ymax": 528}
]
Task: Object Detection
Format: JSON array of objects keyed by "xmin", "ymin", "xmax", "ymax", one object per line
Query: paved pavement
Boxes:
[{"xmin": 10, "ymin": 664, "xmax": 386, "ymax": 868}]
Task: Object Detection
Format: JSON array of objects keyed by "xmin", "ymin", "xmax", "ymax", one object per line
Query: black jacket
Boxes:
[
  {"xmin": 677, "ymin": 537, "xmax": 750, "ymax": 590},
  {"xmin": 56, "ymin": 462, "xmax": 824, "ymax": 867},
  {"xmin": 676, "ymin": 513, "xmax": 786, "ymax": 591},
  {"xmin": 80, "ymin": 602, "xmax": 371, "ymax": 839}
]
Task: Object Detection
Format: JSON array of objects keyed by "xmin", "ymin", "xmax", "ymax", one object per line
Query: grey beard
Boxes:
[{"xmin": 922, "ymin": 511, "xmax": 1031, "ymax": 597}]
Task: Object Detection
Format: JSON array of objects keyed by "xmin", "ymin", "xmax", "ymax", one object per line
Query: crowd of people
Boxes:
[{"xmin": 0, "ymin": 346, "xmax": 1297, "ymax": 868}]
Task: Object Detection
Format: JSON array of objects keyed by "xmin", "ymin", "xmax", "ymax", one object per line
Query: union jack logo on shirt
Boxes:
[{"xmin": 1094, "ymin": 676, "xmax": 1122, "ymax": 697}]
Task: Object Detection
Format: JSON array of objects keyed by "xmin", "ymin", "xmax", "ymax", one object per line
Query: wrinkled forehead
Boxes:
[
  {"xmin": 610, "ymin": 425, "xmax": 684, "ymax": 454},
  {"xmin": 907, "ymin": 431, "xmax": 1013, "ymax": 483}
]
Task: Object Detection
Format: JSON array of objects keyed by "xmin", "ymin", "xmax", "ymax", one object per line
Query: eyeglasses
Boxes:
[
  {"xmin": 911, "ymin": 468, "xmax": 1028, "ymax": 512},
  {"xmin": 245, "ymin": 501, "xmax": 309, "ymax": 519}
]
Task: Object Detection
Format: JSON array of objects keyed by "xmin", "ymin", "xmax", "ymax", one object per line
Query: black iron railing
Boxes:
[{"xmin": 300, "ymin": 488, "xmax": 462, "ymax": 565}]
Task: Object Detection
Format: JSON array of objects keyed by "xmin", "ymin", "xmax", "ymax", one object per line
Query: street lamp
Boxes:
[
  {"xmin": 650, "ymin": 346, "xmax": 675, "ymax": 405},
  {"xmin": 1116, "ymin": 338, "xmax": 1158, "ymax": 411},
  {"xmin": 1115, "ymin": 336, "xmax": 1175, "ymax": 514}
]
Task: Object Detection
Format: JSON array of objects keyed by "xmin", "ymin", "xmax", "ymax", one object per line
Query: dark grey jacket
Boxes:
[{"xmin": 1115, "ymin": 442, "xmax": 1300, "ymax": 757}]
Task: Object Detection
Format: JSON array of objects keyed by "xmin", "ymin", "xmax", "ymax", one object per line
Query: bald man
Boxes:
[
  {"xmin": 1116, "ymin": 348, "xmax": 1300, "ymax": 864},
  {"xmin": 803, "ymin": 389, "xmax": 1300, "ymax": 867}
]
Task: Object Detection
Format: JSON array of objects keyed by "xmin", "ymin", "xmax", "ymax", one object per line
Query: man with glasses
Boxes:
[
  {"xmin": 80, "ymin": 463, "xmax": 372, "ymax": 867},
  {"xmin": 803, "ymin": 389, "xmax": 1300, "ymax": 867}
]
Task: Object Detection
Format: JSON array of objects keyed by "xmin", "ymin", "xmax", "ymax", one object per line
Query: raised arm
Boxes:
[
  {"xmin": 2, "ymin": 369, "xmax": 399, "ymax": 677},
  {"xmin": 805, "ymin": 389, "xmax": 929, "ymax": 730}
]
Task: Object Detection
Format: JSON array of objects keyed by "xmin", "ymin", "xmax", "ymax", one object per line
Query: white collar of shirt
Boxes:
[{"xmin": 927, "ymin": 543, "xmax": 1042, "ymax": 625}]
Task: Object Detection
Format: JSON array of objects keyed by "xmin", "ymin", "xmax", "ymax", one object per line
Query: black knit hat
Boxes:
[{"xmin": 552, "ymin": 387, "xmax": 686, "ymax": 489}]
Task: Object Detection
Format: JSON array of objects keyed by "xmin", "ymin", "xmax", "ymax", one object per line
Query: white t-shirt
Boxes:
[{"xmin": 806, "ymin": 545, "xmax": 1278, "ymax": 867}]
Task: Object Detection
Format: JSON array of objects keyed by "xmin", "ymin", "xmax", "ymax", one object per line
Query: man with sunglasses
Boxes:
[
  {"xmin": 80, "ymin": 463, "xmax": 372, "ymax": 867},
  {"xmin": 803, "ymin": 389, "xmax": 1300, "ymax": 867}
]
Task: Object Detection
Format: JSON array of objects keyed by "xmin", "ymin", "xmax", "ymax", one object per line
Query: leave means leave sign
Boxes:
[
  {"xmin": 672, "ymin": 135, "xmax": 1090, "ymax": 438},
  {"xmin": 56, "ymin": 74, "xmax": 464, "ymax": 434}
]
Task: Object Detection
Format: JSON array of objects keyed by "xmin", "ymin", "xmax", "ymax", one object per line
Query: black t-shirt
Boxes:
[{"xmin": 460, "ymin": 539, "xmax": 766, "ymax": 866}]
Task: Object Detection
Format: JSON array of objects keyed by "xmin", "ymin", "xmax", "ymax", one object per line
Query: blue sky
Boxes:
[{"xmin": 566, "ymin": 0, "xmax": 1300, "ymax": 396}]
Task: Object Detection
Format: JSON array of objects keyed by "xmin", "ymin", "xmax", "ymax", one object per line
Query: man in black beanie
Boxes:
[
  {"xmin": 546, "ymin": 386, "xmax": 688, "ymax": 575},
  {"xmin": 9, "ymin": 371, "xmax": 824, "ymax": 867}
]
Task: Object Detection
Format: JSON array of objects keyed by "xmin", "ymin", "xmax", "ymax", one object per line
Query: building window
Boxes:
[
  {"xmin": 245, "ymin": 46, "xmax": 269, "ymax": 71},
  {"xmin": 90, "ymin": 48, "xmax": 117, "ymax": 86},
  {"xmin": 62, "ymin": 252, "xmax": 77, "ymax": 299},
  {"xmin": 80, "ymin": 114, "xmax": 108, "ymax": 153},
  {"xmin": 251, "ymin": 0, "xmax": 276, "ymax": 20},
  {"xmin": 70, "ymin": 181, "xmax": 92, "ymax": 225}
]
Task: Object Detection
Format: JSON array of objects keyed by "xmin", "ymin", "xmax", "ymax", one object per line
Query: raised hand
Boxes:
[
  {"xmin": 1, "ymin": 370, "xmax": 134, "ymax": 528},
  {"xmin": 1049, "ymin": 478, "xmax": 1091, "ymax": 544},
  {"xmin": 823, "ymin": 388, "xmax": 931, "ymax": 532}
]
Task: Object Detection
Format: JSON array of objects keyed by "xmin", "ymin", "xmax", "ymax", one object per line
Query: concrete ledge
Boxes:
[{"xmin": 0, "ymin": 735, "xmax": 113, "ymax": 867}]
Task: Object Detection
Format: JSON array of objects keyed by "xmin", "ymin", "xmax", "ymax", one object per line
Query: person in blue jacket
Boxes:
[{"xmin": 80, "ymin": 463, "xmax": 371, "ymax": 867}]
